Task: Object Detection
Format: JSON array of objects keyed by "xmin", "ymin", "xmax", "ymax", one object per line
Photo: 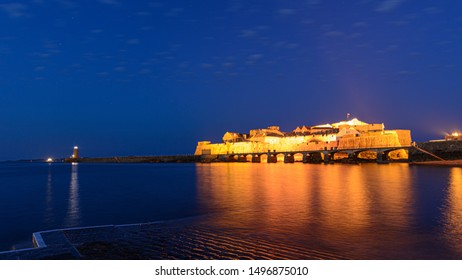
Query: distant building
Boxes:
[{"xmin": 445, "ymin": 132, "xmax": 462, "ymax": 141}]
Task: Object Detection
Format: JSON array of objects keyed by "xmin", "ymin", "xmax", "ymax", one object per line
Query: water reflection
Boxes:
[
  {"xmin": 195, "ymin": 163, "xmax": 415, "ymax": 258},
  {"xmin": 65, "ymin": 163, "xmax": 81, "ymax": 227},
  {"xmin": 442, "ymin": 168, "xmax": 462, "ymax": 254},
  {"xmin": 45, "ymin": 166, "xmax": 54, "ymax": 224}
]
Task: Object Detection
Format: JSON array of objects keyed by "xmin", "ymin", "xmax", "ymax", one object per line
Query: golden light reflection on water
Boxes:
[
  {"xmin": 195, "ymin": 163, "xmax": 414, "ymax": 257},
  {"xmin": 442, "ymin": 168, "xmax": 462, "ymax": 253}
]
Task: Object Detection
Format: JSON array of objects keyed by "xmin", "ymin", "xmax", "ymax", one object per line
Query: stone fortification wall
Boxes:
[
  {"xmin": 409, "ymin": 140, "xmax": 462, "ymax": 161},
  {"xmin": 194, "ymin": 129, "xmax": 412, "ymax": 156},
  {"xmin": 337, "ymin": 130, "xmax": 411, "ymax": 150}
]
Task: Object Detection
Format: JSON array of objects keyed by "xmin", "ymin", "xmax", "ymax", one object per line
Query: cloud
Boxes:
[
  {"xmin": 127, "ymin": 39, "xmax": 140, "ymax": 45},
  {"xmin": 136, "ymin": 11, "xmax": 151, "ymax": 16},
  {"xmin": 165, "ymin": 8, "xmax": 183, "ymax": 17},
  {"xmin": 306, "ymin": 0, "xmax": 320, "ymax": 5},
  {"xmin": 114, "ymin": 66, "xmax": 126, "ymax": 72},
  {"xmin": 248, "ymin": 54, "xmax": 263, "ymax": 60},
  {"xmin": 324, "ymin": 31, "xmax": 344, "ymax": 37},
  {"xmin": 223, "ymin": 62, "xmax": 234, "ymax": 68},
  {"xmin": 376, "ymin": 0, "xmax": 405, "ymax": 13},
  {"xmin": 277, "ymin": 9, "xmax": 297, "ymax": 17},
  {"xmin": 0, "ymin": 3, "xmax": 29, "ymax": 18},
  {"xmin": 387, "ymin": 44, "xmax": 399, "ymax": 51},
  {"xmin": 353, "ymin": 22, "xmax": 368, "ymax": 28},
  {"xmin": 423, "ymin": 7, "xmax": 442, "ymax": 15},
  {"xmin": 98, "ymin": 0, "xmax": 121, "ymax": 6},
  {"xmin": 54, "ymin": 0, "xmax": 79, "ymax": 9},
  {"xmin": 246, "ymin": 54, "xmax": 264, "ymax": 65},
  {"xmin": 389, "ymin": 20, "xmax": 408, "ymax": 26},
  {"xmin": 201, "ymin": 63, "xmax": 213, "ymax": 69},
  {"xmin": 240, "ymin": 30, "xmax": 256, "ymax": 38},
  {"xmin": 149, "ymin": 2, "xmax": 163, "ymax": 9},
  {"xmin": 397, "ymin": 70, "xmax": 414, "ymax": 75}
]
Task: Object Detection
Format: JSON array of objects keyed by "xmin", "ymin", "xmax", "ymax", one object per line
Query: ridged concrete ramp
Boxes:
[{"xmin": 0, "ymin": 220, "xmax": 347, "ymax": 260}]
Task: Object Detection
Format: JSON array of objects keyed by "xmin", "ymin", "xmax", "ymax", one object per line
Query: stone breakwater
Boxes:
[
  {"xmin": 65, "ymin": 155, "xmax": 200, "ymax": 163},
  {"xmin": 409, "ymin": 141, "xmax": 462, "ymax": 162}
]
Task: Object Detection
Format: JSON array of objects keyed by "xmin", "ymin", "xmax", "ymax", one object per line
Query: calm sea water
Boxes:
[{"xmin": 0, "ymin": 162, "xmax": 461, "ymax": 259}]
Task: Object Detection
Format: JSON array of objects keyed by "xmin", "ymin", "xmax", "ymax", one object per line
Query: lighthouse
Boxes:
[{"xmin": 72, "ymin": 146, "xmax": 79, "ymax": 159}]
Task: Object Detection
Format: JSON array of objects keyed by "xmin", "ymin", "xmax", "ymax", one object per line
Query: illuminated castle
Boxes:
[{"xmin": 195, "ymin": 118, "xmax": 412, "ymax": 162}]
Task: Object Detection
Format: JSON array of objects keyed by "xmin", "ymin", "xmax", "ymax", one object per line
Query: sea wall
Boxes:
[{"xmin": 409, "ymin": 141, "xmax": 462, "ymax": 162}]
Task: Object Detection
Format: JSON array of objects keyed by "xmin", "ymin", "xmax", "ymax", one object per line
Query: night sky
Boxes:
[{"xmin": 1, "ymin": 0, "xmax": 461, "ymax": 160}]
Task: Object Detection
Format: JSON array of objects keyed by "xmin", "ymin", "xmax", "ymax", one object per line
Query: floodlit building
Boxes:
[
  {"xmin": 445, "ymin": 132, "xmax": 462, "ymax": 141},
  {"xmin": 194, "ymin": 118, "xmax": 412, "ymax": 156}
]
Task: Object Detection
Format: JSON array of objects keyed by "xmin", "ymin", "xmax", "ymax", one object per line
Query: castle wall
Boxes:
[
  {"xmin": 195, "ymin": 129, "xmax": 412, "ymax": 156},
  {"xmin": 337, "ymin": 130, "xmax": 411, "ymax": 150}
]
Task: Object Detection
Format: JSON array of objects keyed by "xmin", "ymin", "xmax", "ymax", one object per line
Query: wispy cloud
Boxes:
[
  {"xmin": 246, "ymin": 53, "xmax": 264, "ymax": 65},
  {"xmin": 54, "ymin": 0, "xmax": 79, "ymax": 9},
  {"xmin": 0, "ymin": 3, "xmax": 29, "ymax": 18},
  {"xmin": 353, "ymin": 21, "xmax": 368, "ymax": 28},
  {"xmin": 98, "ymin": 0, "xmax": 121, "ymax": 6},
  {"xmin": 324, "ymin": 31, "xmax": 344, "ymax": 37},
  {"xmin": 127, "ymin": 39, "xmax": 140, "ymax": 45},
  {"xmin": 223, "ymin": 62, "xmax": 234, "ymax": 68},
  {"xmin": 248, "ymin": 54, "xmax": 263, "ymax": 60},
  {"xmin": 201, "ymin": 63, "xmax": 213, "ymax": 69},
  {"xmin": 276, "ymin": 9, "xmax": 297, "ymax": 17},
  {"xmin": 423, "ymin": 7, "xmax": 442, "ymax": 15},
  {"xmin": 114, "ymin": 66, "xmax": 126, "ymax": 72},
  {"xmin": 165, "ymin": 8, "xmax": 183, "ymax": 17},
  {"xmin": 376, "ymin": 0, "xmax": 406, "ymax": 13},
  {"xmin": 240, "ymin": 29, "xmax": 256, "ymax": 38}
]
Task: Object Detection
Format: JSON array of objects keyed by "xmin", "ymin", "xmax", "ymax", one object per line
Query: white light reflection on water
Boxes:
[
  {"xmin": 65, "ymin": 163, "xmax": 81, "ymax": 227},
  {"xmin": 44, "ymin": 166, "xmax": 54, "ymax": 225}
]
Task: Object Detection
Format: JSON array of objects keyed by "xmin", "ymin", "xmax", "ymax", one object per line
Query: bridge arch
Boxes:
[
  {"xmin": 293, "ymin": 152, "xmax": 304, "ymax": 162},
  {"xmin": 260, "ymin": 153, "xmax": 268, "ymax": 163}
]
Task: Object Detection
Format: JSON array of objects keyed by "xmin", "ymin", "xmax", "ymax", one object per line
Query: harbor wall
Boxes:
[
  {"xmin": 409, "ymin": 141, "xmax": 462, "ymax": 162},
  {"xmin": 65, "ymin": 155, "xmax": 199, "ymax": 163}
]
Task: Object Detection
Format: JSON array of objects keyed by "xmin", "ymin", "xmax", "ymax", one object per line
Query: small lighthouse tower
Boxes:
[{"xmin": 72, "ymin": 146, "xmax": 79, "ymax": 159}]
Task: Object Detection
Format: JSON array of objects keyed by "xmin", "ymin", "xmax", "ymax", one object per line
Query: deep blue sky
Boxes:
[{"xmin": 1, "ymin": 0, "xmax": 461, "ymax": 160}]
